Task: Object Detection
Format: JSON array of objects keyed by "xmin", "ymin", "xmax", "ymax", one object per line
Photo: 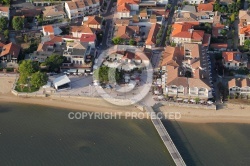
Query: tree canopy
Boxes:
[
  {"xmin": 0, "ymin": 0, "xmax": 10, "ymax": 5},
  {"xmin": 220, "ymin": 29, "xmax": 227, "ymax": 37},
  {"xmin": 12, "ymin": 16, "xmax": 24, "ymax": 31},
  {"xmin": 18, "ymin": 60, "xmax": 39, "ymax": 85},
  {"xmin": 94, "ymin": 66, "xmax": 123, "ymax": 83},
  {"xmin": 0, "ymin": 17, "xmax": 7, "ymax": 31},
  {"xmin": 31, "ymin": 71, "xmax": 48, "ymax": 88},
  {"xmin": 19, "ymin": 60, "xmax": 39, "ymax": 76},
  {"xmin": 112, "ymin": 37, "xmax": 123, "ymax": 45},
  {"xmin": 244, "ymin": 39, "xmax": 250, "ymax": 48},
  {"xmin": 3, "ymin": 29, "xmax": 9, "ymax": 38},
  {"xmin": 129, "ymin": 39, "xmax": 136, "ymax": 45},
  {"xmin": 45, "ymin": 54, "xmax": 65, "ymax": 72}
]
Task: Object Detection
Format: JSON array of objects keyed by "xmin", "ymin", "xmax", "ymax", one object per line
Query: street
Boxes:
[
  {"xmin": 161, "ymin": 0, "xmax": 179, "ymax": 47},
  {"xmin": 100, "ymin": 0, "xmax": 115, "ymax": 49}
]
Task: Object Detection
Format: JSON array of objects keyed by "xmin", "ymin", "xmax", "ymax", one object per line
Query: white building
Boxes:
[
  {"xmin": 184, "ymin": 0, "xmax": 205, "ymax": 4},
  {"xmin": 0, "ymin": 7, "xmax": 10, "ymax": 20},
  {"xmin": 65, "ymin": 0, "xmax": 100, "ymax": 20},
  {"xmin": 228, "ymin": 78, "xmax": 250, "ymax": 96}
]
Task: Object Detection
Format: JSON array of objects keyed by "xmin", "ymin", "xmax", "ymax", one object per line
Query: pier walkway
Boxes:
[{"xmin": 145, "ymin": 106, "xmax": 186, "ymax": 166}]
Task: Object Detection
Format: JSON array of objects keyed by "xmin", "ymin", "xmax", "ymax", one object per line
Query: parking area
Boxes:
[{"xmin": 201, "ymin": 46, "xmax": 216, "ymax": 97}]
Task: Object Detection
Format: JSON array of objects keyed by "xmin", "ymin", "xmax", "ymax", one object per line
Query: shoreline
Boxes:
[
  {"xmin": 160, "ymin": 105, "xmax": 250, "ymax": 124},
  {"xmin": 0, "ymin": 93, "xmax": 249, "ymax": 123},
  {"xmin": 0, "ymin": 94, "xmax": 150, "ymax": 118}
]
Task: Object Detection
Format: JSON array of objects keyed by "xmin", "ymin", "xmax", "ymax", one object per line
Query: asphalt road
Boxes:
[
  {"xmin": 100, "ymin": 0, "xmax": 115, "ymax": 49},
  {"xmin": 161, "ymin": 0, "xmax": 179, "ymax": 47}
]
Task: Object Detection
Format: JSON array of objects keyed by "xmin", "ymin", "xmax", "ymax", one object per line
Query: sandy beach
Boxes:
[
  {"xmin": 1, "ymin": 75, "xmax": 250, "ymax": 122},
  {"xmin": 0, "ymin": 94, "xmax": 145, "ymax": 115},
  {"xmin": 160, "ymin": 104, "xmax": 250, "ymax": 124}
]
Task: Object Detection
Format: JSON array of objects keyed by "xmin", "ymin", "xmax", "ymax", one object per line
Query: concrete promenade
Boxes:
[{"xmin": 145, "ymin": 106, "xmax": 186, "ymax": 166}]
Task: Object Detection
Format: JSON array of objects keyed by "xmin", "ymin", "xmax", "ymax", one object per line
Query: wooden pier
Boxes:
[{"xmin": 145, "ymin": 106, "xmax": 186, "ymax": 166}]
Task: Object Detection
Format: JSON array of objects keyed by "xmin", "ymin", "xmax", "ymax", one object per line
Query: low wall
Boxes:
[
  {"xmin": 161, "ymin": 101, "xmax": 217, "ymax": 110},
  {"xmin": 11, "ymin": 89, "xmax": 46, "ymax": 98},
  {"xmin": 50, "ymin": 94, "xmax": 133, "ymax": 105}
]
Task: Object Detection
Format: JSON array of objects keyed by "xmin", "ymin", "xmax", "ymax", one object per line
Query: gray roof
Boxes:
[{"xmin": 181, "ymin": 5, "xmax": 196, "ymax": 13}]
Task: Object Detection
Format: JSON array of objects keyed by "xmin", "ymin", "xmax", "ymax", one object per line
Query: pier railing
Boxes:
[{"xmin": 145, "ymin": 106, "xmax": 186, "ymax": 166}]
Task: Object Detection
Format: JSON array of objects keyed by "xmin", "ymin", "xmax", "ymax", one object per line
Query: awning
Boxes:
[
  {"xmin": 67, "ymin": 69, "xmax": 77, "ymax": 73},
  {"xmin": 78, "ymin": 69, "xmax": 85, "ymax": 73}
]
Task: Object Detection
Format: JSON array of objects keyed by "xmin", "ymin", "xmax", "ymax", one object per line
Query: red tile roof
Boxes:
[
  {"xmin": 43, "ymin": 25, "xmax": 54, "ymax": 33},
  {"xmin": 212, "ymin": 23, "xmax": 225, "ymax": 37},
  {"xmin": 84, "ymin": 16, "xmax": 102, "ymax": 25},
  {"xmin": 222, "ymin": 51, "xmax": 241, "ymax": 62},
  {"xmin": 49, "ymin": 35, "xmax": 63, "ymax": 43},
  {"xmin": 210, "ymin": 43, "xmax": 228, "ymax": 49},
  {"xmin": 145, "ymin": 23, "xmax": 161, "ymax": 45},
  {"xmin": 202, "ymin": 34, "xmax": 211, "ymax": 46},
  {"xmin": 117, "ymin": 0, "xmax": 139, "ymax": 6},
  {"xmin": 0, "ymin": 43, "xmax": 21, "ymax": 58},
  {"xmin": 228, "ymin": 78, "xmax": 250, "ymax": 88},
  {"xmin": 197, "ymin": 3, "xmax": 214, "ymax": 12},
  {"xmin": 80, "ymin": 34, "xmax": 96, "ymax": 42},
  {"xmin": 172, "ymin": 23, "xmax": 205, "ymax": 41},
  {"xmin": 117, "ymin": 3, "xmax": 131, "ymax": 12}
]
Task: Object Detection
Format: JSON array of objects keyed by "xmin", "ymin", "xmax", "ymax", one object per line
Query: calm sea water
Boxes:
[
  {"xmin": 163, "ymin": 120, "xmax": 250, "ymax": 166},
  {"xmin": 0, "ymin": 103, "xmax": 174, "ymax": 166}
]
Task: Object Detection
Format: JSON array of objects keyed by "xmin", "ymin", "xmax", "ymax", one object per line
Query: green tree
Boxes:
[
  {"xmin": 0, "ymin": 17, "xmax": 7, "ymax": 31},
  {"xmin": 3, "ymin": 29, "xmax": 9, "ymax": 39},
  {"xmin": 31, "ymin": 71, "xmax": 48, "ymax": 88},
  {"xmin": 2, "ymin": 0, "xmax": 10, "ymax": 5},
  {"xmin": 156, "ymin": 39, "xmax": 161, "ymax": 45},
  {"xmin": 18, "ymin": 74, "xmax": 28, "ymax": 85},
  {"xmin": 220, "ymin": 29, "xmax": 227, "ymax": 37},
  {"xmin": 214, "ymin": 1, "xmax": 220, "ymax": 11},
  {"xmin": 230, "ymin": 13, "xmax": 235, "ymax": 22},
  {"xmin": 244, "ymin": 39, "xmax": 250, "ymax": 49},
  {"xmin": 166, "ymin": 4, "xmax": 171, "ymax": 9},
  {"xmin": 170, "ymin": 42, "xmax": 176, "ymax": 47},
  {"xmin": 24, "ymin": 35, "xmax": 28, "ymax": 43},
  {"xmin": 19, "ymin": 60, "xmax": 39, "ymax": 76},
  {"xmin": 94, "ymin": 66, "xmax": 109, "ymax": 83},
  {"xmin": 182, "ymin": 1, "xmax": 189, "ymax": 5},
  {"xmin": 12, "ymin": 16, "xmax": 24, "ymax": 31},
  {"xmin": 129, "ymin": 39, "xmax": 136, "ymax": 45},
  {"xmin": 45, "ymin": 54, "xmax": 65, "ymax": 72},
  {"xmin": 94, "ymin": 66, "xmax": 123, "ymax": 83},
  {"xmin": 112, "ymin": 37, "xmax": 123, "ymax": 45},
  {"xmin": 195, "ymin": 97, "xmax": 200, "ymax": 104}
]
